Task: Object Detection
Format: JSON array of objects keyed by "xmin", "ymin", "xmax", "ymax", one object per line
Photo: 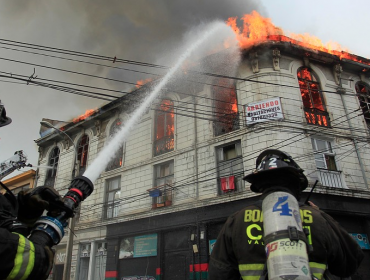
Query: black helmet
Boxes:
[
  {"xmin": 243, "ymin": 149, "xmax": 308, "ymax": 193},
  {"xmin": 0, "ymin": 101, "xmax": 12, "ymax": 127}
]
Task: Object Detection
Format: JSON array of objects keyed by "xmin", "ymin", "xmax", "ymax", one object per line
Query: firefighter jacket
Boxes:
[
  {"xmin": 0, "ymin": 228, "xmax": 52, "ymax": 280},
  {"xmin": 209, "ymin": 202, "xmax": 364, "ymax": 280}
]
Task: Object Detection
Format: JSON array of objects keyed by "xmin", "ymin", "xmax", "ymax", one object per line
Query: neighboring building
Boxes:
[
  {"xmin": 1, "ymin": 169, "xmax": 36, "ymax": 195},
  {"xmin": 35, "ymin": 37, "xmax": 370, "ymax": 280}
]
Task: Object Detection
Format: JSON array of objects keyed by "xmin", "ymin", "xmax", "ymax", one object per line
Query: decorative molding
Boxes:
[
  {"xmin": 94, "ymin": 120, "xmax": 102, "ymax": 137},
  {"xmin": 333, "ymin": 64, "xmax": 343, "ymax": 85},
  {"xmin": 360, "ymin": 73, "xmax": 366, "ymax": 83},
  {"xmin": 303, "ymin": 56, "xmax": 310, "ymax": 68},
  {"xmin": 38, "ymin": 147, "xmax": 44, "ymax": 161},
  {"xmin": 272, "ymin": 49, "xmax": 280, "ymax": 71},
  {"xmin": 63, "ymin": 136, "xmax": 71, "ymax": 150},
  {"xmin": 249, "ymin": 52, "xmax": 259, "ymax": 73}
]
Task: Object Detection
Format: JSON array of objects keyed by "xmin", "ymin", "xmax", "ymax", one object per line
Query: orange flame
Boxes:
[
  {"xmin": 227, "ymin": 11, "xmax": 370, "ymax": 66},
  {"xmin": 73, "ymin": 109, "xmax": 97, "ymax": 123},
  {"xmin": 136, "ymin": 78, "xmax": 153, "ymax": 88}
]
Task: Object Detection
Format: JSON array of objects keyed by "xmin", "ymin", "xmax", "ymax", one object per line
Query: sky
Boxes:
[{"xmin": 1, "ymin": 0, "xmax": 370, "ymax": 180}]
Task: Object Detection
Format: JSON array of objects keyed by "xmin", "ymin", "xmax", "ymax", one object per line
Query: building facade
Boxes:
[{"xmin": 35, "ymin": 39, "xmax": 370, "ymax": 280}]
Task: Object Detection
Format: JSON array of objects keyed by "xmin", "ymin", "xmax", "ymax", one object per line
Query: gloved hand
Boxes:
[
  {"xmin": 17, "ymin": 186, "xmax": 63, "ymax": 228},
  {"xmin": 0, "ymin": 192, "xmax": 17, "ymax": 228}
]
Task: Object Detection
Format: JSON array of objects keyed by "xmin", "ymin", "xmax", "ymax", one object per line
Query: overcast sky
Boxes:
[{"xmin": 1, "ymin": 0, "xmax": 369, "ymax": 180}]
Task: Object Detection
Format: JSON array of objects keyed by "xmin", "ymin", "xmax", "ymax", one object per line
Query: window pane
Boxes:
[
  {"xmin": 314, "ymin": 154, "xmax": 326, "ymax": 169},
  {"xmin": 325, "ymin": 155, "xmax": 337, "ymax": 171},
  {"xmin": 315, "ymin": 139, "xmax": 327, "ymax": 153}
]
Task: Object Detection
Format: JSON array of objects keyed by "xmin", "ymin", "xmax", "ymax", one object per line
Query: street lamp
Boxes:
[{"xmin": 40, "ymin": 120, "xmax": 78, "ymax": 280}]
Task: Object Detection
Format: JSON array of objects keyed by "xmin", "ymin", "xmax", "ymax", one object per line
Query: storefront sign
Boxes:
[
  {"xmin": 209, "ymin": 239, "xmax": 216, "ymax": 255},
  {"xmin": 119, "ymin": 234, "xmax": 158, "ymax": 259},
  {"xmin": 350, "ymin": 233, "xmax": 370, "ymax": 249},
  {"xmin": 134, "ymin": 234, "xmax": 157, "ymax": 257},
  {"xmin": 245, "ymin": 97, "xmax": 284, "ymax": 124}
]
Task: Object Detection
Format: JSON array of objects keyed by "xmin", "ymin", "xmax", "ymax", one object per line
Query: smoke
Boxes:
[{"xmin": 0, "ymin": 0, "xmax": 263, "ymax": 175}]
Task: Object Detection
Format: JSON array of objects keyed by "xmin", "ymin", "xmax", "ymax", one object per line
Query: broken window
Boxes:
[
  {"xmin": 45, "ymin": 146, "xmax": 60, "ymax": 187},
  {"xmin": 77, "ymin": 134, "xmax": 89, "ymax": 175},
  {"xmin": 106, "ymin": 119, "xmax": 124, "ymax": 171},
  {"xmin": 355, "ymin": 82, "xmax": 370, "ymax": 127},
  {"xmin": 212, "ymin": 78, "xmax": 239, "ymax": 136},
  {"xmin": 154, "ymin": 99, "xmax": 174, "ymax": 156},
  {"xmin": 297, "ymin": 67, "xmax": 331, "ymax": 127}
]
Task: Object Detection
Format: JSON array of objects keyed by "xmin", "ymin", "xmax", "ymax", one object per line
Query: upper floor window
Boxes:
[
  {"xmin": 45, "ymin": 146, "xmax": 60, "ymax": 187},
  {"xmin": 355, "ymin": 82, "xmax": 370, "ymax": 127},
  {"xmin": 297, "ymin": 67, "xmax": 330, "ymax": 127},
  {"xmin": 311, "ymin": 138, "xmax": 343, "ymax": 188},
  {"xmin": 213, "ymin": 78, "xmax": 239, "ymax": 136},
  {"xmin": 106, "ymin": 119, "xmax": 124, "ymax": 171},
  {"xmin": 150, "ymin": 160, "xmax": 174, "ymax": 209},
  {"xmin": 104, "ymin": 176, "xmax": 121, "ymax": 219},
  {"xmin": 216, "ymin": 141, "xmax": 243, "ymax": 194},
  {"xmin": 154, "ymin": 99, "xmax": 174, "ymax": 156},
  {"xmin": 77, "ymin": 134, "xmax": 89, "ymax": 175},
  {"xmin": 12, "ymin": 184, "xmax": 30, "ymax": 195}
]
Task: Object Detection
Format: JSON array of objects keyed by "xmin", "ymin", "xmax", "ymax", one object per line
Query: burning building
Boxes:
[{"xmin": 35, "ymin": 13, "xmax": 370, "ymax": 280}]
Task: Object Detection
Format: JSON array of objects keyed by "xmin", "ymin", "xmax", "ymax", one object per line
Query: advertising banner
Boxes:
[
  {"xmin": 119, "ymin": 234, "xmax": 158, "ymax": 259},
  {"xmin": 350, "ymin": 233, "xmax": 370, "ymax": 249},
  {"xmin": 245, "ymin": 97, "xmax": 284, "ymax": 124}
]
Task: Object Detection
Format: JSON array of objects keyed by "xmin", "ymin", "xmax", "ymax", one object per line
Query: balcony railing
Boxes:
[
  {"xmin": 147, "ymin": 184, "xmax": 173, "ymax": 209},
  {"xmin": 304, "ymin": 108, "xmax": 331, "ymax": 127},
  {"xmin": 316, "ymin": 168, "xmax": 344, "ymax": 188},
  {"xmin": 154, "ymin": 135, "xmax": 174, "ymax": 156}
]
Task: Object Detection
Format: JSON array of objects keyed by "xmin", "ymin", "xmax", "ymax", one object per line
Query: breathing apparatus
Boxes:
[{"xmin": 244, "ymin": 149, "xmax": 313, "ymax": 280}]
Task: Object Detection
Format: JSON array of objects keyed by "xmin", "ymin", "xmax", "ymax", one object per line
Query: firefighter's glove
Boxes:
[
  {"xmin": 0, "ymin": 192, "xmax": 17, "ymax": 228},
  {"xmin": 17, "ymin": 186, "xmax": 63, "ymax": 227}
]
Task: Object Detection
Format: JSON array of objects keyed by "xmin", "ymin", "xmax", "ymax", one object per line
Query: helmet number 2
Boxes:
[{"xmin": 272, "ymin": 196, "xmax": 292, "ymax": 216}]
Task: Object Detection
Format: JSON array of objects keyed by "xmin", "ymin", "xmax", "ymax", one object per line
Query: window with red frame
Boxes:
[
  {"xmin": 212, "ymin": 78, "xmax": 239, "ymax": 136},
  {"xmin": 154, "ymin": 99, "xmax": 174, "ymax": 156},
  {"xmin": 297, "ymin": 67, "xmax": 330, "ymax": 127},
  {"xmin": 355, "ymin": 82, "xmax": 370, "ymax": 125}
]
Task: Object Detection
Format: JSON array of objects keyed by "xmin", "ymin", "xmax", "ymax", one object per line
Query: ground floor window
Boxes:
[{"xmin": 77, "ymin": 241, "xmax": 107, "ymax": 280}]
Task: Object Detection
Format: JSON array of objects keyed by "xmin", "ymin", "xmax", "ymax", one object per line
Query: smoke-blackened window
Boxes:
[
  {"xmin": 212, "ymin": 78, "xmax": 239, "ymax": 136},
  {"xmin": 297, "ymin": 67, "xmax": 330, "ymax": 127},
  {"xmin": 106, "ymin": 119, "xmax": 124, "ymax": 171},
  {"xmin": 154, "ymin": 99, "xmax": 174, "ymax": 156},
  {"xmin": 355, "ymin": 82, "xmax": 370, "ymax": 127},
  {"xmin": 77, "ymin": 134, "xmax": 89, "ymax": 175},
  {"xmin": 45, "ymin": 146, "xmax": 60, "ymax": 187}
]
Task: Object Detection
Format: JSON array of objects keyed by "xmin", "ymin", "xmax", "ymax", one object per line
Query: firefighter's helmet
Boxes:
[
  {"xmin": 243, "ymin": 149, "xmax": 308, "ymax": 193},
  {"xmin": 0, "ymin": 101, "xmax": 12, "ymax": 127}
]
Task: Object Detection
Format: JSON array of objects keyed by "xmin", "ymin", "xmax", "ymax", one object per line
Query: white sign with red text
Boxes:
[{"xmin": 245, "ymin": 97, "xmax": 284, "ymax": 124}]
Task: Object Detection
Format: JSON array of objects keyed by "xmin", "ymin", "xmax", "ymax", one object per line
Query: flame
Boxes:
[
  {"xmin": 73, "ymin": 109, "xmax": 97, "ymax": 123},
  {"xmin": 227, "ymin": 11, "xmax": 370, "ymax": 66},
  {"xmin": 136, "ymin": 78, "xmax": 153, "ymax": 88}
]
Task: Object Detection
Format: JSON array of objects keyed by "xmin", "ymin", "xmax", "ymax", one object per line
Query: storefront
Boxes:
[{"xmin": 105, "ymin": 194, "xmax": 370, "ymax": 280}]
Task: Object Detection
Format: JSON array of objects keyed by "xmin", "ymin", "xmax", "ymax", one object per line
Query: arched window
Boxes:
[
  {"xmin": 355, "ymin": 82, "xmax": 370, "ymax": 126},
  {"xmin": 212, "ymin": 78, "xmax": 239, "ymax": 136},
  {"xmin": 297, "ymin": 67, "xmax": 330, "ymax": 127},
  {"xmin": 77, "ymin": 134, "xmax": 89, "ymax": 175},
  {"xmin": 154, "ymin": 99, "xmax": 174, "ymax": 156},
  {"xmin": 106, "ymin": 119, "xmax": 124, "ymax": 171},
  {"xmin": 45, "ymin": 146, "xmax": 60, "ymax": 187}
]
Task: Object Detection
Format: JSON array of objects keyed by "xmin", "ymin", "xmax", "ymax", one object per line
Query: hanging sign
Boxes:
[{"xmin": 245, "ymin": 97, "xmax": 284, "ymax": 125}]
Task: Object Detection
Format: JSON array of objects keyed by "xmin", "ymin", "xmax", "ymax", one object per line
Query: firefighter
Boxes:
[
  {"xmin": 0, "ymin": 185, "xmax": 62, "ymax": 280},
  {"xmin": 0, "ymin": 103, "xmax": 61, "ymax": 280},
  {"xmin": 209, "ymin": 149, "xmax": 364, "ymax": 280}
]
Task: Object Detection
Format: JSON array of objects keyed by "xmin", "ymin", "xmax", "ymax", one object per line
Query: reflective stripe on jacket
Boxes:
[
  {"xmin": 6, "ymin": 233, "xmax": 35, "ymax": 280},
  {"xmin": 238, "ymin": 262, "xmax": 326, "ymax": 280}
]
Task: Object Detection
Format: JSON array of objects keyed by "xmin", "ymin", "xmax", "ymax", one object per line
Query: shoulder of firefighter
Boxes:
[
  {"xmin": 0, "ymin": 228, "xmax": 53, "ymax": 280},
  {"xmin": 0, "ymin": 193, "xmax": 53, "ymax": 280},
  {"xmin": 209, "ymin": 203, "xmax": 364, "ymax": 280}
]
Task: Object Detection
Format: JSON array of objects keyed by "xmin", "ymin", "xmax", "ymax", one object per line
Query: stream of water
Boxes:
[{"xmin": 83, "ymin": 21, "xmax": 236, "ymax": 183}]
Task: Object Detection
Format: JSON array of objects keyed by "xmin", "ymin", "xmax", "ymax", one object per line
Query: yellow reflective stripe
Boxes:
[
  {"xmin": 239, "ymin": 263, "xmax": 264, "ymax": 280},
  {"xmin": 6, "ymin": 233, "xmax": 35, "ymax": 280},
  {"xmin": 241, "ymin": 276, "xmax": 260, "ymax": 280},
  {"xmin": 239, "ymin": 264, "xmax": 265, "ymax": 271},
  {"xmin": 309, "ymin": 262, "xmax": 326, "ymax": 280},
  {"xmin": 20, "ymin": 241, "xmax": 35, "ymax": 280}
]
